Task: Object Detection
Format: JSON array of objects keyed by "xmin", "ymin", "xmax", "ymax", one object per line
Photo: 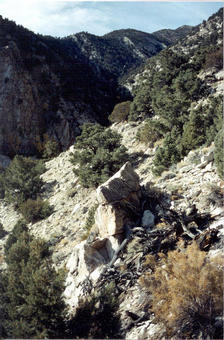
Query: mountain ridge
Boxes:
[{"xmin": 0, "ymin": 17, "xmax": 193, "ymax": 157}]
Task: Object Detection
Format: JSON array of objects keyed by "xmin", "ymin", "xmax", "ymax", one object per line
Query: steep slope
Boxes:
[
  {"xmin": 123, "ymin": 8, "xmax": 222, "ymax": 92},
  {"xmin": 0, "ymin": 121, "xmax": 223, "ymax": 338},
  {"xmin": 68, "ymin": 26, "xmax": 193, "ymax": 80},
  {"xmin": 0, "ymin": 17, "xmax": 121, "ymax": 156},
  {"xmin": 122, "ymin": 8, "xmax": 223, "ymax": 179},
  {"xmin": 0, "ymin": 19, "xmax": 192, "ymax": 157},
  {"xmin": 0, "ymin": 8, "xmax": 223, "ymax": 339}
]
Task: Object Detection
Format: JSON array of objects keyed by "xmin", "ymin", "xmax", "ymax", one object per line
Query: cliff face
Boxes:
[
  {"xmin": 0, "ymin": 41, "xmax": 43, "ymax": 156},
  {"xmin": 0, "ymin": 18, "xmax": 116, "ymax": 156}
]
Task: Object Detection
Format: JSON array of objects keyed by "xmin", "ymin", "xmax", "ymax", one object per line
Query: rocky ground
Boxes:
[{"xmin": 0, "ymin": 121, "xmax": 223, "ymax": 339}]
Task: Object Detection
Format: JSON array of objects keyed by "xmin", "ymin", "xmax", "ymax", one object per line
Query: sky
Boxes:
[{"xmin": 0, "ymin": 1, "xmax": 222, "ymax": 37}]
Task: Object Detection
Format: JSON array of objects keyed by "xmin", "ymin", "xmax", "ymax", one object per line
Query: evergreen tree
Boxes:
[
  {"xmin": 180, "ymin": 106, "xmax": 206, "ymax": 156},
  {"xmin": 70, "ymin": 123, "xmax": 129, "ymax": 187},
  {"xmin": 67, "ymin": 283, "xmax": 121, "ymax": 339},
  {"xmin": 1, "ymin": 222, "xmax": 66, "ymax": 339},
  {"xmin": 152, "ymin": 132, "xmax": 181, "ymax": 176},
  {"xmin": 2, "ymin": 156, "xmax": 45, "ymax": 206},
  {"xmin": 129, "ymin": 84, "xmax": 152, "ymax": 121}
]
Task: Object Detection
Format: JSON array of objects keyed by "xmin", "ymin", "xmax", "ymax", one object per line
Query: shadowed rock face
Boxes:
[{"xmin": 0, "ymin": 42, "xmax": 44, "ymax": 156}]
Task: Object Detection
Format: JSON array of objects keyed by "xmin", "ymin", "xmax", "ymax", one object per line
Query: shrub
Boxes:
[
  {"xmin": 4, "ymin": 219, "xmax": 28, "ymax": 261},
  {"xmin": 109, "ymin": 101, "xmax": 131, "ymax": 123},
  {"xmin": 141, "ymin": 242, "xmax": 223, "ymax": 339},
  {"xmin": 203, "ymin": 47, "xmax": 223, "ymax": 70},
  {"xmin": 18, "ymin": 198, "xmax": 53, "ymax": 223},
  {"xmin": 152, "ymin": 133, "xmax": 181, "ymax": 176},
  {"xmin": 42, "ymin": 138, "xmax": 61, "ymax": 159},
  {"xmin": 205, "ymin": 96, "xmax": 222, "ymax": 146},
  {"xmin": 180, "ymin": 107, "xmax": 206, "ymax": 156},
  {"xmin": 136, "ymin": 119, "xmax": 163, "ymax": 147},
  {"xmin": 35, "ymin": 134, "xmax": 61, "ymax": 159},
  {"xmin": 214, "ymin": 129, "xmax": 224, "ymax": 179},
  {"xmin": 2, "ymin": 156, "xmax": 45, "ymax": 206},
  {"xmin": 70, "ymin": 123, "xmax": 129, "ymax": 188},
  {"xmin": 205, "ymin": 183, "xmax": 223, "ymax": 207},
  {"xmin": 129, "ymin": 85, "xmax": 152, "ymax": 121}
]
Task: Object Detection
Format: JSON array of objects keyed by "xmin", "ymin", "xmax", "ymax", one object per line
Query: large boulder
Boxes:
[
  {"xmin": 96, "ymin": 162, "xmax": 141, "ymax": 238},
  {"xmin": 97, "ymin": 162, "xmax": 141, "ymax": 205},
  {"xmin": 96, "ymin": 204, "xmax": 127, "ymax": 237}
]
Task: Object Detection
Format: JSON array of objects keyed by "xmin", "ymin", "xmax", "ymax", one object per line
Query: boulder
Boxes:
[
  {"xmin": 96, "ymin": 162, "xmax": 141, "ymax": 238},
  {"xmin": 141, "ymin": 210, "xmax": 155, "ymax": 229},
  {"xmin": 96, "ymin": 162, "xmax": 141, "ymax": 205},
  {"xmin": 66, "ymin": 240, "xmax": 108, "ymax": 278},
  {"xmin": 64, "ymin": 239, "xmax": 110, "ymax": 309},
  {"xmin": 96, "ymin": 204, "xmax": 128, "ymax": 237}
]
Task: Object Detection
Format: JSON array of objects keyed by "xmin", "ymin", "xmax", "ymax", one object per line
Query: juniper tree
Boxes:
[
  {"xmin": 1, "ymin": 221, "xmax": 66, "ymax": 339},
  {"xmin": 70, "ymin": 123, "xmax": 129, "ymax": 187},
  {"xmin": 2, "ymin": 155, "xmax": 45, "ymax": 206}
]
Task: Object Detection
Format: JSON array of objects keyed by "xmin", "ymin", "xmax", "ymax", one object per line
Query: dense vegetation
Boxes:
[
  {"xmin": 129, "ymin": 43, "xmax": 223, "ymax": 176},
  {"xmin": 0, "ymin": 220, "xmax": 66, "ymax": 338},
  {"xmin": 70, "ymin": 123, "xmax": 129, "ymax": 188}
]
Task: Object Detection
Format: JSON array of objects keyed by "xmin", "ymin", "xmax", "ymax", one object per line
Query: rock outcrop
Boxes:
[
  {"xmin": 64, "ymin": 162, "xmax": 142, "ymax": 309},
  {"xmin": 0, "ymin": 42, "xmax": 43, "ymax": 156},
  {"xmin": 96, "ymin": 161, "xmax": 142, "ymax": 238}
]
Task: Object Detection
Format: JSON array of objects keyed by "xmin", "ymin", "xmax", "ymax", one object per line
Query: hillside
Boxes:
[
  {"xmin": 0, "ymin": 120, "xmax": 223, "ymax": 339},
  {"xmin": 0, "ymin": 7, "xmax": 223, "ymax": 340},
  {"xmin": 68, "ymin": 26, "xmax": 192, "ymax": 79},
  {"xmin": 0, "ymin": 18, "xmax": 191, "ymax": 158},
  {"xmin": 152, "ymin": 25, "xmax": 192, "ymax": 45}
]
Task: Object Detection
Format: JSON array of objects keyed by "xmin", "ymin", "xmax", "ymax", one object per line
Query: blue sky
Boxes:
[{"xmin": 0, "ymin": 1, "xmax": 222, "ymax": 37}]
